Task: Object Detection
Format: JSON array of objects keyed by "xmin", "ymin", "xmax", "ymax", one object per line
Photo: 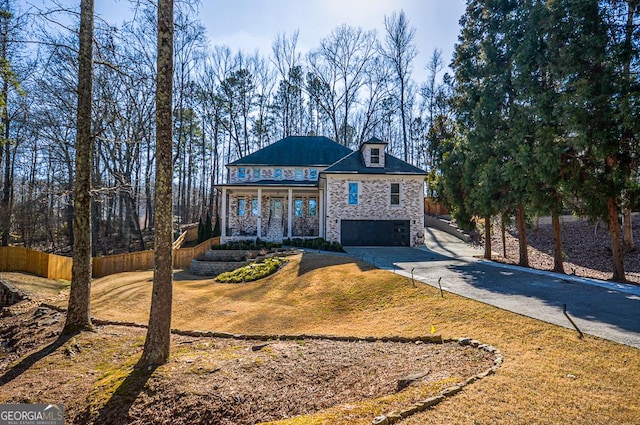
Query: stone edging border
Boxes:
[
  {"xmin": 40, "ymin": 303, "xmax": 502, "ymax": 424},
  {"xmin": 372, "ymin": 337, "xmax": 503, "ymax": 425}
]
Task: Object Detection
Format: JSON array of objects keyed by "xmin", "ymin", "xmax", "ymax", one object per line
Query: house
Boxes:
[{"xmin": 218, "ymin": 136, "xmax": 427, "ymax": 247}]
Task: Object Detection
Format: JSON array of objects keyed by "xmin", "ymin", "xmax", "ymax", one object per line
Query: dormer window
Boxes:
[
  {"xmin": 371, "ymin": 148, "xmax": 380, "ymax": 164},
  {"xmin": 361, "ymin": 138, "xmax": 387, "ymax": 168}
]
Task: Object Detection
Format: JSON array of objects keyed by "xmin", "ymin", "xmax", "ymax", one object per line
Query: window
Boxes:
[
  {"xmin": 251, "ymin": 198, "xmax": 259, "ymax": 216},
  {"xmin": 238, "ymin": 167, "xmax": 246, "ymax": 179},
  {"xmin": 370, "ymin": 148, "xmax": 380, "ymax": 164},
  {"xmin": 274, "ymin": 168, "xmax": 283, "ymax": 180},
  {"xmin": 309, "ymin": 198, "xmax": 317, "ymax": 217},
  {"xmin": 348, "ymin": 182, "xmax": 358, "ymax": 205},
  {"xmin": 238, "ymin": 198, "xmax": 246, "ymax": 216},
  {"xmin": 294, "ymin": 198, "xmax": 303, "ymax": 216},
  {"xmin": 253, "ymin": 168, "xmax": 261, "ymax": 180},
  {"xmin": 391, "ymin": 183, "xmax": 400, "ymax": 205},
  {"xmin": 295, "ymin": 169, "xmax": 303, "ymax": 180},
  {"xmin": 309, "ymin": 169, "xmax": 318, "ymax": 180}
]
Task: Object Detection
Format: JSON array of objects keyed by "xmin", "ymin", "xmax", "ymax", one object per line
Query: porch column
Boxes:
[
  {"xmin": 257, "ymin": 188, "xmax": 262, "ymax": 238},
  {"xmin": 318, "ymin": 189, "xmax": 324, "ymax": 239},
  {"xmin": 287, "ymin": 188, "xmax": 293, "ymax": 238},
  {"xmin": 221, "ymin": 187, "xmax": 227, "ymax": 238}
]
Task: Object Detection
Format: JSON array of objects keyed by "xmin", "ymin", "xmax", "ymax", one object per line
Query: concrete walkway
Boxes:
[{"xmin": 344, "ymin": 227, "xmax": 640, "ymax": 349}]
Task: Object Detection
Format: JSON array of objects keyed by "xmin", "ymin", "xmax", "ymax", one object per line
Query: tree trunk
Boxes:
[
  {"xmin": 138, "ymin": 0, "xmax": 174, "ymax": 367},
  {"xmin": 501, "ymin": 214, "xmax": 506, "ymax": 258},
  {"xmin": 484, "ymin": 215, "xmax": 491, "ymax": 260},
  {"xmin": 516, "ymin": 204, "xmax": 529, "ymax": 267},
  {"xmin": 551, "ymin": 208, "xmax": 565, "ymax": 274},
  {"xmin": 0, "ymin": 11, "xmax": 10, "ymax": 247},
  {"xmin": 622, "ymin": 208, "xmax": 634, "ymax": 252},
  {"xmin": 607, "ymin": 196, "xmax": 626, "ymax": 282},
  {"xmin": 64, "ymin": 0, "xmax": 94, "ymax": 334}
]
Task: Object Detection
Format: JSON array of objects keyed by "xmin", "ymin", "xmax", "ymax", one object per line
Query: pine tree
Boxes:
[
  {"xmin": 138, "ymin": 0, "xmax": 174, "ymax": 367},
  {"xmin": 64, "ymin": 0, "xmax": 94, "ymax": 334}
]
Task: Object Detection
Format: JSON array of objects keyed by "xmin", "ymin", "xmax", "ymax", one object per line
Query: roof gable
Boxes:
[
  {"xmin": 229, "ymin": 136, "xmax": 352, "ymax": 167},
  {"xmin": 323, "ymin": 151, "xmax": 426, "ymax": 175}
]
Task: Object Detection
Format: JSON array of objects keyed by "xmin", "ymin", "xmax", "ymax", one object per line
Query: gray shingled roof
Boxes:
[
  {"xmin": 323, "ymin": 151, "xmax": 427, "ymax": 175},
  {"xmin": 229, "ymin": 136, "xmax": 352, "ymax": 167}
]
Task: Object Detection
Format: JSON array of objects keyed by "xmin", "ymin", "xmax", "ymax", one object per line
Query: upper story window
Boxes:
[
  {"xmin": 238, "ymin": 167, "xmax": 246, "ymax": 179},
  {"xmin": 370, "ymin": 148, "xmax": 380, "ymax": 164},
  {"xmin": 252, "ymin": 168, "xmax": 261, "ymax": 180},
  {"xmin": 348, "ymin": 182, "xmax": 358, "ymax": 205},
  {"xmin": 309, "ymin": 169, "xmax": 318, "ymax": 180},
  {"xmin": 274, "ymin": 168, "xmax": 283, "ymax": 180},
  {"xmin": 295, "ymin": 169, "xmax": 303, "ymax": 180},
  {"xmin": 390, "ymin": 183, "xmax": 400, "ymax": 205},
  {"xmin": 309, "ymin": 198, "xmax": 317, "ymax": 216}
]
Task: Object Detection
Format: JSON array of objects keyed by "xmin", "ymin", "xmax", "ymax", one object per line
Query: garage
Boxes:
[{"xmin": 340, "ymin": 220, "xmax": 410, "ymax": 246}]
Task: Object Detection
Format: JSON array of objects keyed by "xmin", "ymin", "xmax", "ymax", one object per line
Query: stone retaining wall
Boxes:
[{"xmin": 189, "ymin": 259, "xmax": 248, "ymax": 276}]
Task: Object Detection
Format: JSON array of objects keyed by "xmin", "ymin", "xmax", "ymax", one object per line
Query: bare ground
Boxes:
[
  {"xmin": 0, "ymin": 304, "xmax": 495, "ymax": 425},
  {"xmin": 489, "ymin": 216, "xmax": 640, "ymax": 284}
]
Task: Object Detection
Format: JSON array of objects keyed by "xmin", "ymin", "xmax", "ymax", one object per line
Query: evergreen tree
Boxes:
[
  {"xmin": 138, "ymin": 0, "xmax": 174, "ymax": 367},
  {"xmin": 64, "ymin": 0, "xmax": 94, "ymax": 334},
  {"xmin": 555, "ymin": 0, "xmax": 627, "ymax": 281}
]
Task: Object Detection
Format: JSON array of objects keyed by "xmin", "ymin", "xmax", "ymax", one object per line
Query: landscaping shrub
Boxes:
[
  {"xmin": 282, "ymin": 237, "xmax": 345, "ymax": 252},
  {"xmin": 211, "ymin": 239, "xmax": 283, "ymax": 251},
  {"xmin": 216, "ymin": 257, "xmax": 287, "ymax": 283}
]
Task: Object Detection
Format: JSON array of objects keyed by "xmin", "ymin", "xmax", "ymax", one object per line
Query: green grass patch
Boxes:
[{"xmin": 216, "ymin": 257, "xmax": 288, "ymax": 283}]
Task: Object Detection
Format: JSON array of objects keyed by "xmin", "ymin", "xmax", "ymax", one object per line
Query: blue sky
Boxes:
[{"xmin": 91, "ymin": 0, "xmax": 467, "ymax": 83}]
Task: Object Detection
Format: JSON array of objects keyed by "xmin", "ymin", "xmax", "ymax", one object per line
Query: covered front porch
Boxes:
[{"xmin": 220, "ymin": 185, "xmax": 324, "ymax": 243}]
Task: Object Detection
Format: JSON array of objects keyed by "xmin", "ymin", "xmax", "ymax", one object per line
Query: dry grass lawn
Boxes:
[{"xmin": 6, "ymin": 252, "xmax": 640, "ymax": 424}]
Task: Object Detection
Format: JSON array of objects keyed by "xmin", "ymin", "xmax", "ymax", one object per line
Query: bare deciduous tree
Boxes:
[{"xmin": 381, "ymin": 10, "xmax": 417, "ymax": 161}]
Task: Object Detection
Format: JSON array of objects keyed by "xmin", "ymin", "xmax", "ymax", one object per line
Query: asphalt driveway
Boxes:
[{"xmin": 344, "ymin": 228, "xmax": 640, "ymax": 349}]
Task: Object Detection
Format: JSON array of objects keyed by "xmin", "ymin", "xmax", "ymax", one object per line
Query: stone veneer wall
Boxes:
[
  {"xmin": 226, "ymin": 193, "xmax": 319, "ymax": 240},
  {"xmin": 324, "ymin": 175, "xmax": 424, "ymax": 246},
  {"xmin": 227, "ymin": 194, "xmax": 258, "ymax": 237},
  {"xmin": 190, "ymin": 260, "xmax": 247, "ymax": 276},
  {"xmin": 292, "ymin": 195, "xmax": 319, "ymax": 237},
  {"xmin": 228, "ymin": 166, "xmax": 322, "ymax": 184}
]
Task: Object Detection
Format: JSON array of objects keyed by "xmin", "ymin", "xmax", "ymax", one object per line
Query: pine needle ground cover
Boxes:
[{"xmin": 1, "ymin": 253, "xmax": 639, "ymax": 424}]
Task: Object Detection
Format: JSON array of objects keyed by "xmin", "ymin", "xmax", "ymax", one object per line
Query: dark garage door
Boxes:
[{"xmin": 340, "ymin": 220, "xmax": 410, "ymax": 246}]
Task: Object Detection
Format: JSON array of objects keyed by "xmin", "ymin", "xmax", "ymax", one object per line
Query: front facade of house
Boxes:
[{"xmin": 218, "ymin": 136, "xmax": 426, "ymax": 247}]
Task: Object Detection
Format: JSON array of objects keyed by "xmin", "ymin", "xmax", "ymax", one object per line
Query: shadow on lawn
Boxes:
[
  {"xmin": 0, "ymin": 332, "xmax": 75, "ymax": 387},
  {"xmin": 297, "ymin": 251, "xmax": 376, "ymax": 276},
  {"xmin": 93, "ymin": 365, "xmax": 156, "ymax": 425}
]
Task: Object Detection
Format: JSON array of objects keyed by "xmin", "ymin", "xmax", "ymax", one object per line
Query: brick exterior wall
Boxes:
[{"xmin": 324, "ymin": 175, "xmax": 425, "ymax": 246}]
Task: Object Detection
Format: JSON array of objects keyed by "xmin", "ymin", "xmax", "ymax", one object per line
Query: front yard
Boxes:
[{"xmin": 0, "ymin": 252, "xmax": 639, "ymax": 424}]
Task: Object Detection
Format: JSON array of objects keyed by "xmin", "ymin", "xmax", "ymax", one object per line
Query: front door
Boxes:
[
  {"xmin": 271, "ymin": 198, "xmax": 283, "ymax": 219},
  {"xmin": 267, "ymin": 198, "xmax": 285, "ymax": 240}
]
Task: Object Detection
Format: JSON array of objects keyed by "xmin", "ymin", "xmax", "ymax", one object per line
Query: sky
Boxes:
[{"xmin": 91, "ymin": 0, "xmax": 467, "ymax": 84}]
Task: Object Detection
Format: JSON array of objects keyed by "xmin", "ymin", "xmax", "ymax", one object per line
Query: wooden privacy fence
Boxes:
[
  {"xmin": 0, "ymin": 246, "xmax": 73, "ymax": 281},
  {"xmin": 424, "ymin": 198, "xmax": 449, "ymax": 216},
  {"xmin": 0, "ymin": 237, "xmax": 220, "ymax": 280}
]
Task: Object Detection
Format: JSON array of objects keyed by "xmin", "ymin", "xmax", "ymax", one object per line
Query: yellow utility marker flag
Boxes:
[{"xmin": 430, "ymin": 325, "xmax": 436, "ymax": 335}]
